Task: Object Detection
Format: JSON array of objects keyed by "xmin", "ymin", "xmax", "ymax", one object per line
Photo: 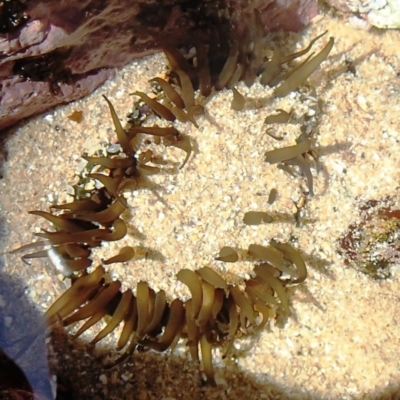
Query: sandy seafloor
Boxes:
[{"xmin": 1, "ymin": 9, "xmax": 400, "ymax": 400}]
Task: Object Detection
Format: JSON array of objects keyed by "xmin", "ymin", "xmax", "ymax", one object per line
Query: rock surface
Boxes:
[
  {"xmin": 0, "ymin": 0, "xmax": 318, "ymax": 131},
  {"xmin": 326, "ymin": 0, "xmax": 400, "ymax": 29}
]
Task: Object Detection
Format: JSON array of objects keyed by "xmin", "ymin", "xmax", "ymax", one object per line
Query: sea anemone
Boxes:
[{"xmin": 12, "ymin": 11, "xmax": 334, "ymax": 383}]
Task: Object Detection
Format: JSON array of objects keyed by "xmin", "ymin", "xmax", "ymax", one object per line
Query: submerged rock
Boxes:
[
  {"xmin": 338, "ymin": 198, "xmax": 400, "ymax": 280},
  {"xmin": 0, "ymin": 0, "xmax": 318, "ymax": 131},
  {"xmin": 326, "ymin": 0, "xmax": 400, "ymax": 29}
]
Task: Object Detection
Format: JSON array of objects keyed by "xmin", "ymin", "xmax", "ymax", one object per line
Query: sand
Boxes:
[{"xmin": 0, "ymin": 8, "xmax": 400, "ymax": 400}]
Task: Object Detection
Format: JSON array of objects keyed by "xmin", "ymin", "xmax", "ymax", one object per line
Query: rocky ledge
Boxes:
[{"xmin": 0, "ymin": 0, "xmax": 318, "ymax": 131}]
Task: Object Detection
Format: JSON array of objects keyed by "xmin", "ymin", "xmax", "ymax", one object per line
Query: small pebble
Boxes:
[{"xmin": 99, "ymin": 374, "xmax": 108, "ymax": 385}]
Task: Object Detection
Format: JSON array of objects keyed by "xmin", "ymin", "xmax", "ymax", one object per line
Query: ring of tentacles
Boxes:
[{"xmin": 14, "ymin": 13, "xmax": 333, "ymax": 384}]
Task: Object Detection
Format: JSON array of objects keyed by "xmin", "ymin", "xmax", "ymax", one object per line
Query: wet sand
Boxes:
[{"xmin": 1, "ymin": 9, "xmax": 400, "ymax": 400}]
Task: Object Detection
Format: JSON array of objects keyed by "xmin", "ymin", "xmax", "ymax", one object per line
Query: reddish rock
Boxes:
[
  {"xmin": 256, "ymin": 0, "xmax": 318, "ymax": 31},
  {"xmin": 0, "ymin": 0, "xmax": 318, "ymax": 131}
]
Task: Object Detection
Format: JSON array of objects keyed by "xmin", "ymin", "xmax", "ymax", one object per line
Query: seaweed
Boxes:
[
  {"xmin": 243, "ymin": 211, "xmax": 273, "ymax": 225},
  {"xmin": 265, "ymin": 132, "xmax": 318, "ymax": 196},
  {"xmin": 231, "ymin": 87, "xmax": 246, "ymax": 111},
  {"xmin": 274, "ymin": 37, "xmax": 334, "ymax": 97}
]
